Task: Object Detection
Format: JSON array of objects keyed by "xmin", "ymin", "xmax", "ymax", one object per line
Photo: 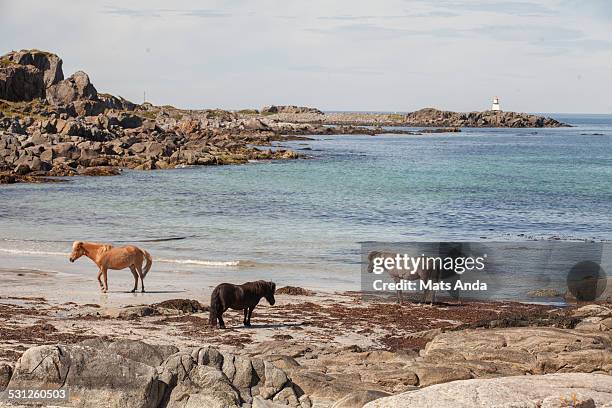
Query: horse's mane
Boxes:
[{"xmin": 245, "ymin": 280, "xmax": 276, "ymax": 296}]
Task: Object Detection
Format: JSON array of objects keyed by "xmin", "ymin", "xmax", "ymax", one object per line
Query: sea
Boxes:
[{"xmin": 1, "ymin": 113, "xmax": 611, "ymax": 303}]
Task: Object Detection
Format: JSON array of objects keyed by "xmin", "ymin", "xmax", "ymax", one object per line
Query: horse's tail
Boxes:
[
  {"xmin": 142, "ymin": 250, "xmax": 153, "ymax": 277},
  {"xmin": 209, "ymin": 287, "xmax": 221, "ymax": 327}
]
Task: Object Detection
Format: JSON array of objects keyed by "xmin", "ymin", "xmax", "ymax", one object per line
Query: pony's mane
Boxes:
[{"xmin": 249, "ymin": 280, "xmax": 275, "ymax": 295}]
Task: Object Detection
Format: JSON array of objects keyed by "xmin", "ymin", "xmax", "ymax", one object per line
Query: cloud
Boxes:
[
  {"xmin": 288, "ymin": 65, "xmax": 384, "ymax": 76},
  {"xmin": 424, "ymin": 0, "xmax": 555, "ymax": 16},
  {"xmin": 102, "ymin": 6, "xmax": 229, "ymax": 18}
]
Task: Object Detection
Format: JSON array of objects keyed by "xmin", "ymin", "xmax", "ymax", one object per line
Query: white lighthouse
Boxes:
[{"xmin": 491, "ymin": 96, "xmax": 501, "ymax": 111}]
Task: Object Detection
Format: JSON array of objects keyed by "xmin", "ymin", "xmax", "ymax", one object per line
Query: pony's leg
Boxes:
[
  {"xmin": 135, "ymin": 264, "xmax": 145, "ymax": 293},
  {"xmin": 247, "ymin": 307, "xmax": 254, "ymax": 326},
  {"xmin": 218, "ymin": 311, "xmax": 226, "ymax": 329},
  {"xmin": 101, "ymin": 268, "xmax": 108, "ymax": 293},
  {"xmin": 129, "ymin": 266, "xmax": 138, "ymax": 293},
  {"xmin": 422, "ymin": 286, "xmax": 429, "ymax": 304},
  {"xmin": 243, "ymin": 308, "xmax": 248, "ymax": 326},
  {"xmin": 97, "ymin": 269, "xmax": 103, "ymax": 289}
]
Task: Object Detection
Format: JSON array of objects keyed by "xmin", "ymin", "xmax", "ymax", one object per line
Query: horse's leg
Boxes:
[
  {"xmin": 101, "ymin": 267, "xmax": 108, "ymax": 293},
  {"xmin": 243, "ymin": 308, "xmax": 249, "ymax": 327},
  {"xmin": 135, "ymin": 263, "xmax": 145, "ymax": 293},
  {"xmin": 218, "ymin": 309, "xmax": 226, "ymax": 329},
  {"xmin": 129, "ymin": 266, "xmax": 138, "ymax": 293},
  {"xmin": 97, "ymin": 269, "xmax": 103, "ymax": 289},
  {"xmin": 394, "ymin": 276, "xmax": 402, "ymax": 305},
  {"xmin": 247, "ymin": 306, "xmax": 254, "ymax": 326}
]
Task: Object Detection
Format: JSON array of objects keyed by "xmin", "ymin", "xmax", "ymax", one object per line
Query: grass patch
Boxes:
[
  {"xmin": 236, "ymin": 109, "xmax": 259, "ymax": 115},
  {"xmin": 387, "ymin": 113, "xmax": 405, "ymax": 122}
]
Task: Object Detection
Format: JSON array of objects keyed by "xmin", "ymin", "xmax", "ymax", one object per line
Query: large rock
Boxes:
[
  {"xmin": 2, "ymin": 49, "xmax": 63, "ymax": 89},
  {"xmin": 160, "ymin": 346, "xmax": 310, "ymax": 407},
  {"xmin": 79, "ymin": 338, "xmax": 179, "ymax": 367},
  {"xmin": 47, "ymin": 70, "xmax": 97, "ymax": 106},
  {"xmin": 0, "ymin": 64, "xmax": 45, "ymax": 101},
  {"xmin": 363, "ymin": 373, "xmax": 612, "ymax": 408},
  {"xmin": 421, "ymin": 327, "xmax": 612, "ymax": 377},
  {"xmin": 6, "ymin": 344, "xmax": 165, "ymax": 408},
  {"xmin": 0, "ymin": 363, "xmax": 12, "ymax": 391},
  {"xmin": 164, "ymin": 365, "xmax": 242, "ymax": 408},
  {"xmin": 331, "ymin": 390, "xmax": 391, "ymax": 408}
]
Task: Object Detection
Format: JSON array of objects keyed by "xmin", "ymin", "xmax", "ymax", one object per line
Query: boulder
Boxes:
[
  {"xmin": 47, "ymin": 71, "xmax": 97, "ymax": 106},
  {"xmin": 145, "ymin": 141, "xmax": 172, "ymax": 158},
  {"xmin": 0, "ymin": 363, "xmax": 12, "ymax": 391},
  {"xmin": 6, "ymin": 344, "xmax": 165, "ymax": 408},
  {"xmin": 1, "ymin": 49, "xmax": 63, "ymax": 89},
  {"xmin": 98, "ymin": 93, "xmax": 137, "ymax": 111},
  {"xmin": 117, "ymin": 113, "xmax": 142, "ymax": 129},
  {"xmin": 73, "ymin": 99, "xmax": 106, "ymax": 117},
  {"xmin": 53, "ymin": 142, "xmax": 80, "ymax": 159},
  {"xmin": 363, "ymin": 373, "xmax": 612, "ymax": 408},
  {"xmin": 78, "ymin": 338, "xmax": 179, "ymax": 367},
  {"xmin": 14, "ymin": 155, "xmax": 51, "ymax": 172},
  {"xmin": 421, "ymin": 327, "xmax": 612, "ymax": 376},
  {"xmin": 159, "ymin": 347, "xmax": 309, "ymax": 408},
  {"xmin": 331, "ymin": 390, "xmax": 391, "ymax": 408},
  {"xmin": 0, "ymin": 64, "xmax": 45, "ymax": 101}
]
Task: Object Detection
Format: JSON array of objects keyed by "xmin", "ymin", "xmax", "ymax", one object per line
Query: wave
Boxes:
[
  {"xmin": 157, "ymin": 258, "xmax": 257, "ymax": 268},
  {"xmin": 0, "ymin": 236, "xmax": 193, "ymax": 244},
  {"xmin": 0, "ymin": 248, "xmax": 256, "ymax": 268},
  {"xmin": 0, "ymin": 248, "xmax": 68, "ymax": 257}
]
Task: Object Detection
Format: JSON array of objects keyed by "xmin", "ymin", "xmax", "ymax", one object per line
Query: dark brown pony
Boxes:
[{"xmin": 209, "ymin": 280, "xmax": 276, "ymax": 329}]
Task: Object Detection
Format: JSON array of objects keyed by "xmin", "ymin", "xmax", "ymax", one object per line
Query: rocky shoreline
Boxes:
[
  {"xmin": 0, "ymin": 292, "xmax": 610, "ymax": 407},
  {"xmin": 2, "ymin": 49, "xmax": 568, "ymax": 184},
  {"xmin": 254, "ymin": 106, "xmax": 568, "ymax": 128}
]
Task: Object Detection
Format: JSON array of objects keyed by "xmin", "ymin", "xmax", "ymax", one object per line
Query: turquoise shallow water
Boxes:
[{"xmin": 0, "ymin": 114, "xmax": 611, "ymax": 295}]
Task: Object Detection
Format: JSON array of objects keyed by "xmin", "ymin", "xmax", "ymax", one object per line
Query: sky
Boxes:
[{"xmin": 1, "ymin": 0, "xmax": 611, "ymax": 113}]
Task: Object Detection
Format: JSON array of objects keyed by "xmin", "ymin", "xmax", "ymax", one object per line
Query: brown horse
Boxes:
[
  {"xmin": 69, "ymin": 241, "xmax": 152, "ymax": 293},
  {"xmin": 209, "ymin": 280, "xmax": 276, "ymax": 329}
]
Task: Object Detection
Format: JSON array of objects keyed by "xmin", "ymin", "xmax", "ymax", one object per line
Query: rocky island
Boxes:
[{"xmin": 1, "ymin": 49, "xmax": 568, "ymax": 184}]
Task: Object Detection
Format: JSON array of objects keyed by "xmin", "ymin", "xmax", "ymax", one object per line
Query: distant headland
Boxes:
[{"xmin": 1, "ymin": 49, "xmax": 568, "ymax": 183}]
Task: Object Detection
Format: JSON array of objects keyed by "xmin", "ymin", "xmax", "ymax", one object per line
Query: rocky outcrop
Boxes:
[
  {"xmin": 160, "ymin": 346, "xmax": 311, "ymax": 408},
  {"xmin": 365, "ymin": 373, "xmax": 612, "ymax": 408},
  {"xmin": 262, "ymin": 106, "xmax": 323, "ymax": 115},
  {"xmin": 0, "ymin": 49, "xmax": 64, "ymax": 101},
  {"xmin": 246, "ymin": 321, "xmax": 612, "ymax": 407},
  {"xmin": 2, "ymin": 49, "xmax": 63, "ymax": 89},
  {"xmin": 47, "ymin": 70, "xmax": 98, "ymax": 106},
  {"xmin": 0, "ymin": 63, "xmax": 45, "ymax": 101},
  {"xmin": 404, "ymin": 107, "xmax": 566, "ymax": 128},
  {"xmin": 364, "ymin": 373, "xmax": 612, "ymax": 408},
  {"xmin": 3, "ymin": 339, "xmax": 311, "ymax": 408},
  {"xmin": 6, "ymin": 343, "xmax": 165, "ymax": 408}
]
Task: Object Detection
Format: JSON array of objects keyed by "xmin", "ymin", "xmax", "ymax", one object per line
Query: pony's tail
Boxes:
[
  {"xmin": 142, "ymin": 250, "xmax": 153, "ymax": 277},
  {"xmin": 209, "ymin": 288, "xmax": 221, "ymax": 327}
]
